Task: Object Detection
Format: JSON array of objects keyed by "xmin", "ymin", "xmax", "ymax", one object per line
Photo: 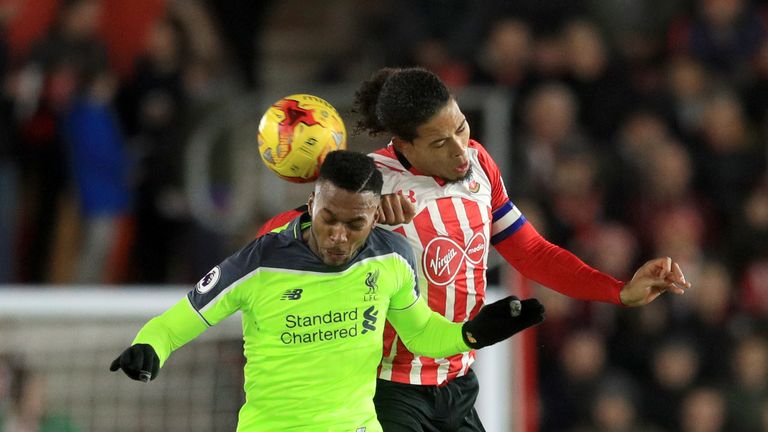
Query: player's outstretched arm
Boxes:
[
  {"xmin": 387, "ymin": 295, "xmax": 545, "ymax": 357},
  {"xmin": 109, "ymin": 298, "xmax": 208, "ymax": 382},
  {"xmin": 619, "ymin": 257, "xmax": 690, "ymax": 307}
]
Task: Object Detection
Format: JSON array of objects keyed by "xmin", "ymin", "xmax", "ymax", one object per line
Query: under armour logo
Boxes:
[{"xmin": 398, "ymin": 189, "xmax": 416, "ymax": 203}]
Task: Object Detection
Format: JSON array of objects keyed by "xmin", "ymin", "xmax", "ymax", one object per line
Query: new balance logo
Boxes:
[
  {"xmin": 280, "ymin": 289, "xmax": 303, "ymax": 300},
  {"xmin": 361, "ymin": 306, "xmax": 378, "ymax": 333}
]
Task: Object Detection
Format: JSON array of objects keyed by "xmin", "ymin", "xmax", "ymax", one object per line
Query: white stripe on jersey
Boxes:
[
  {"xmin": 400, "ymin": 222, "xmax": 429, "ymax": 303},
  {"xmin": 453, "ymin": 196, "xmax": 484, "ymax": 308},
  {"xmin": 428, "ymin": 200, "xmax": 453, "ymax": 384},
  {"xmin": 454, "ymin": 197, "xmax": 486, "ymax": 377},
  {"xmin": 410, "ymin": 361, "xmax": 423, "ymax": 385},
  {"xmin": 378, "ymin": 336, "xmax": 396, "ymax": 381},
  {"xmin": 427, "ymin": 199, "xmax": 453, "ymax": 319}
]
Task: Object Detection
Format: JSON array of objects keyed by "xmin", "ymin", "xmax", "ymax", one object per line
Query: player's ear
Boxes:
[
  {"xmin": 307, "ymin": 192, "xmax": 315, "ymax": 215},
  {"xmin": 372, "ymin": 204, "xmax": 381, "ymax": 225},
  {"xmin": 392, "ymin": 136, "xmax": 411, "ymax": 152}
]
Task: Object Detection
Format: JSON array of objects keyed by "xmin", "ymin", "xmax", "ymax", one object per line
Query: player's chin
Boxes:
[
  {"xmin": 443, "ymin": 166, "xmax": 473, "ymax": 184},
  {"xmin": 322, "ymin": 253, "xmax": 350, "ymax": 266}
]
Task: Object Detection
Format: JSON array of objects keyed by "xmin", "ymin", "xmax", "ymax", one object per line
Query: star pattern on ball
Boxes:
[{"xmin": 277, "ymin": 99, "xmax": 320, "ymax": 137}]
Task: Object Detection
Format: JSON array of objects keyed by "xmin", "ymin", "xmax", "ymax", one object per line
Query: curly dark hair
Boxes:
[
  {"xmin": 353, "ymin": 67, "xmax": 451, "ymax": 141},
  {"xmin": 317, "ymin": 150, "xmax": 383, "ymax": 196}
]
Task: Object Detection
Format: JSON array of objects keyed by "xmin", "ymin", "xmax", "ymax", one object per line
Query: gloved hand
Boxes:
[
  {"xmin": 462, "ymin": 296, "xmax": 545, "ymax": 349},
  {"xmin": 109, "ymin": 343, "xmax": 160, "ymax": 382}
]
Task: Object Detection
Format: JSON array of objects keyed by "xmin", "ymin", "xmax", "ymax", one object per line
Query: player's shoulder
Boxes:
[
  {"xmin": 468, "ymin": 139, "xmax": 501, "ymax": 176},
  {"xmin": 237, "ymin": 215, "xmax": 305, "ymax": 267},
  {"xmin": 468, "ymin": 139, "xmax": 494, "ymax": 161},
  {"xmin": 367, "ymin": 227, "xmax": 415, "ymax": 263},
  {"xmin": 257, "ymin": 205, "xmax": 306, "ymax": 237},
  {"xmin": 369, "ymin": 145, "xmax": 407, "ymax": 175}
]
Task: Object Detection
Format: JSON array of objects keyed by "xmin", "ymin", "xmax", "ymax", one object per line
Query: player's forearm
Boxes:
[
  {"xmin": 496, "ymin": 222, "xmax": 623, "ymax": 304},
  {"xmin": 388, "ymin": 299, "xmax": 470, "ymax": 358},
  {"xmin": 132, "ymin": 298, "xmax": 208, "ymax": 366}
]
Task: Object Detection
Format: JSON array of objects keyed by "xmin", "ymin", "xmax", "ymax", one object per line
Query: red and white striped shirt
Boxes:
[
  {"xmin": 371, "ymin": 140, "xmax": 527, "ymax": 386},
  {"xmin": 257, "ymin": 139, "xmax": 624, "ymax": 386}
]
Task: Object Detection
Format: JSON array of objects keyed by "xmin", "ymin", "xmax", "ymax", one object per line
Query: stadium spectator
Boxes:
[
  {"xmin": 13, "ymin": 0, "xmax": 109, "ymax": 282},
  {"xmin": 203, "ymin": 0, "xmax": 274, "ymax": 88},
  {"xmin": 624, "ymin": 140, "xmax": 715, "ymax": 258},
  {"xmin": 513, "ymin": 82, "xmax": 595, "ymax": 200},
  {"xmin": 725, "ymin": 334, "xmax": 768, "ymax": 431},
  {"xmin": 540, "ymin": 328, "xmax": 609, "ymax": 431},
  {"xmin": 117, "ymin": 15, "xmax": 194, "ymax": 283},
  {"xmin": 678, "ymin": 259, "xmax": 735, "ymax": 381},
  {"xmin": 742, "ymin": 38, "xmax": 768, "ymax": 129},
  {"xmin": 666, "ymin": 56, "xmax": 712, "ymax": 141},
  {"xmin": 562, "ymin": 19, "xmax": 636, "ymax": 142},
  {"xmin": 62, "ymin": 68, "xmax": 132, "ymax": 283},
  {"xmin": 679, "ymin": 386, "xmax": 729, "ymax": 432},
  {"xmin": 472, "ymin": 17, "xmax": 532, "ymax": 88},
  {"xmin": 667, "ymin": 0, "xmax": 768, "ymax": 83},
  {"xmin": 376, "ymin": 0, "xmax": 498, "ymax": 87},
  {"xmin": 577, "ymin": 372, "xmax": 660, "ymax": 432},
  {"xmin": 645, "ymin": 337, "xmax": 702, "ymax": 431},
  {"xmin": 544, "ymin": 152, "xmax": 606, "ymax": 251},
  {"xmin": 694, "ymin": 89, "xmax": 766, "ymax": 225}
]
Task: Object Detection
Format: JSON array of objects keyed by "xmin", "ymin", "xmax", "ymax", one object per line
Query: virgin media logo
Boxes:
[{"xmin": 423, "ymin": 232, "xmax": 486, "ymax": 286}]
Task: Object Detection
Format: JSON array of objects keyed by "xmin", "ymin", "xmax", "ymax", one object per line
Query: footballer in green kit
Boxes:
[{"xmin": 110, "ymin": 151, "xmax": 545, "ymax": 431}]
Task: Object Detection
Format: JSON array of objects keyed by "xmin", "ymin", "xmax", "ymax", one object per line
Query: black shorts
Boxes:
[{"xmin": 373, "ymin": 369, "xmax": 486, "ymax": 432}]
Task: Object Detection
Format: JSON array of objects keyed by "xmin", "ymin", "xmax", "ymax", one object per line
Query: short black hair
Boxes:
[
  {"xmin": 317, "ymin": 150, "xmax": 383, "ymax": 196},
  {"xmin": 353, "ymin": 67, "xmax": 451, "ymax": 141}
]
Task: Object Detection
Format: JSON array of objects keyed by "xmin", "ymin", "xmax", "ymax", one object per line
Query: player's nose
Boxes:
[
  {"xmin": 447, "ymin": 137, "xmax": 466, "ymax": 157},
  {"xmin": 328, "ymin": 225, "xmax": 348, "ymax": 243}
]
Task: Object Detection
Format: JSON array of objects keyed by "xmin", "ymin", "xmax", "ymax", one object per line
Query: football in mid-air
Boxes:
[{"xmin": 257, "ymin": 94, "xmax": 347, "ymax": 183}]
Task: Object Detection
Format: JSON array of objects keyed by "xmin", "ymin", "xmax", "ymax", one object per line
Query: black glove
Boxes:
[
  {"xmin": 462, "ymin": 296, "xmax": 545, "ymax": 349},
  {"xmin": 109, "ymin": 344, "xmax": 160, "ymax": 382}
]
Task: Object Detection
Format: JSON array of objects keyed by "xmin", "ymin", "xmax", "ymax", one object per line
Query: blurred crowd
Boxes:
[
  {"xmin": 1, "ymin": 0, "xmax": 768, "ymax": 431},
  {"xmin": 0, "ymin": 0, "xmax": 253, "ymax": 285}
]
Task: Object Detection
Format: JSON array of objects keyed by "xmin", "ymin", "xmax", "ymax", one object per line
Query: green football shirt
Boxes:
[{"xmin": 132, "ymin": 213, "xmax": 469, "ymax": 431}]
